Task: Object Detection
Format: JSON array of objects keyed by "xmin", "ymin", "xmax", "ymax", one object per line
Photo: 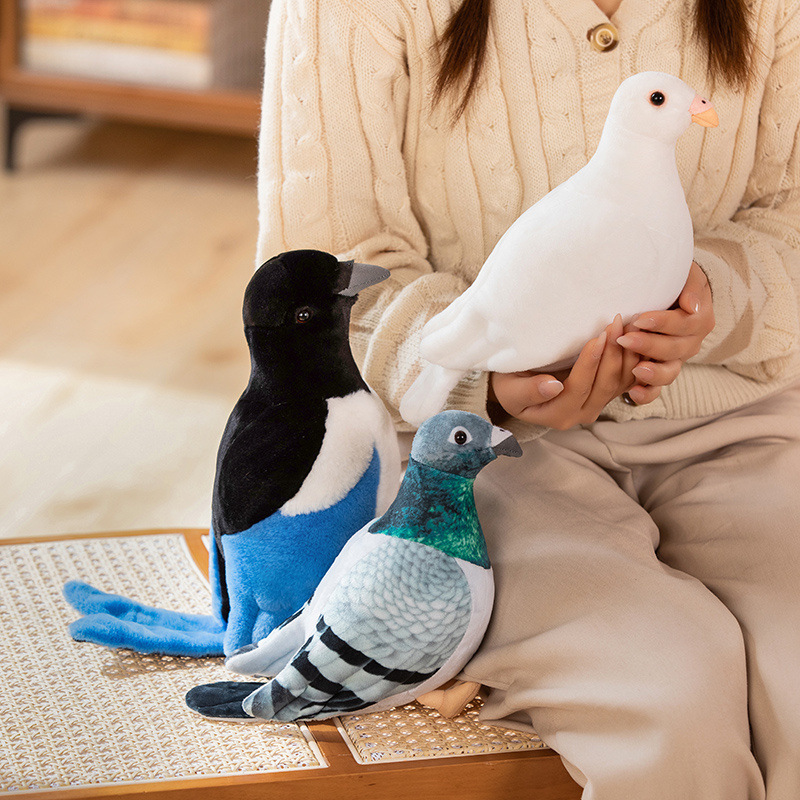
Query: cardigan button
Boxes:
[{"xmin": 587, "ymin": 22, "xmax": 619, "ymax": 52}]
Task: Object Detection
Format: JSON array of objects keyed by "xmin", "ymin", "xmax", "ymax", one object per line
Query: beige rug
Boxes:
[{"xmin": 0, "ymin": 534, "xmax": 325, "ymax": 793}]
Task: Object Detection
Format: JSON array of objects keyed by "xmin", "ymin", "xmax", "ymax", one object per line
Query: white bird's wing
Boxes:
[
  {"xmin": 420, "ymin": 186, "xmax": 667, "ymax": 373},
  {"xmin": 419, "ymin": 181, "xmax": 575, "ymax": 344}
]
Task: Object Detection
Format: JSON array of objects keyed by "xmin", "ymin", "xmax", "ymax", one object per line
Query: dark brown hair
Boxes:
[{"xmin": 434, "ymin": 0, "xmax": 753, "ymax": 119}]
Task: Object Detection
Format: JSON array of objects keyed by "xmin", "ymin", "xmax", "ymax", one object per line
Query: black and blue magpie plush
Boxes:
[
  {"xmin": 64, "ymin": 250, "xmax": 401, "ymax": 657},
  {"xmin": 185, "ymin": 410, "xmax": 521, "ymax": 722}
]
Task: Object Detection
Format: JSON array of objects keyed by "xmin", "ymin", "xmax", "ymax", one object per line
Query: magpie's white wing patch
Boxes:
[{"xmin": 282, "ymin": 390, "xmax": 397, "ymax": 516}]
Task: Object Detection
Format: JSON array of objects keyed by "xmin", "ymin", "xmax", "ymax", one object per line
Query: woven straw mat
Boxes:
[
  {"xmin": 338, "ymin": 696, "xmax": 546, "ymax": 764},
  {"xmin": 0, "ymin": 534, "xmax": 324, "ymax": 792}
]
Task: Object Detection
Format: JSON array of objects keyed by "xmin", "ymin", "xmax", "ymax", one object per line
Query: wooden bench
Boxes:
[{"xmin": 0, "ymin": 529, "xmax": 581, "ymax": 800}]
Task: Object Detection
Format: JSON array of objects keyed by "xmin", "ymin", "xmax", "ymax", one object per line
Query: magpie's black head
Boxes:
[
  {"xmin": 241, "ymin": 250, "xmax": 388, "ymax": 400},
  {"xmin": 243, "ymin": 250, "xmax": 386, "ymax": 330}
]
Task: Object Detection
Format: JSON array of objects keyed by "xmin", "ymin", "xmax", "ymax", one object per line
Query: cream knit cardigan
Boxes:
[{"xmin": 256, "ymin": 0, "xmax": 800, "ymax": 440}]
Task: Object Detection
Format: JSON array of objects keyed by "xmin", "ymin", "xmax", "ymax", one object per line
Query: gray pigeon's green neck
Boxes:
[{"xmin": 368, "ymin": 458, "xmax": 490, "ymax": 569}]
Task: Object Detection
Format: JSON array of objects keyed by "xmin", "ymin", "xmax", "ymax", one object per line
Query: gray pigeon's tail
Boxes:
[
  {"xmin": 225, "ymin": 600, "xmax": 310, "ymax": 677},
  {"xmin": 243, "ymin": 673, "xmax": 373, "ymax": 721},
  {"xmin": 399, "ymin": 364, "xmax": 465, "ymax": 428}
]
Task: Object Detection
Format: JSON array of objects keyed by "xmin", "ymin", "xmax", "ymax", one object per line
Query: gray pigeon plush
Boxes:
[
  {"xmin": 400, "ymin": 72, "xmax": 718, "ymax": 426},
  {"xmin": 184, "ymin": 410, "xmax": 521, "ymax": 722}
]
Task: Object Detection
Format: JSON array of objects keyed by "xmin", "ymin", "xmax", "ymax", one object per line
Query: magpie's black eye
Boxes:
[
  {"xmin": 454, "ymin": 430, "xmax": 468, "ymax": 445},
  {"xmin": 295, "ymin": 306, "xmax": 314, "ymax": 324},
  {"xmin": 650, "ymin": 91, "xmax": 665, "ymax": 106}
]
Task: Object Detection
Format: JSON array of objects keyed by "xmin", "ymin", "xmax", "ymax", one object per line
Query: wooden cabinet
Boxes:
[{"xmin": 0, "ymin": 0, "xmax": 262, "ymax": 168}]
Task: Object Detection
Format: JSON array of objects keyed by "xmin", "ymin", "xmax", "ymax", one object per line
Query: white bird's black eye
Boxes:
[
  {"xmin": 650, "ymin": 91, "xmax": 665, "ymax": 106},
  {"xmin": 449, "ymin": 427, "xmax": 472, "ymax": 446},
  {"xmin": 295, "ymin": 306, "xmax": 314, "ymax": 324}
]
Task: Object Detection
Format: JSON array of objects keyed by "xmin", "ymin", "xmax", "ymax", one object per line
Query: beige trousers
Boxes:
[{"xmin": 461, "ymin": 382, "xmax": 800, "ymax": 800}]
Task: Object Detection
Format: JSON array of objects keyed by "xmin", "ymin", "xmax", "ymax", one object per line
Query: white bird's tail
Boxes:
[{"xmin": 399, "ymin": 364, "xmax": 465, "ymax": 428}]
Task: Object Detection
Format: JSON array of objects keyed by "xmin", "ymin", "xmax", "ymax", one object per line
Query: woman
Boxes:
[{"xmin": 256, "ymin": 1, "xmax": 800, "ymax": 797}]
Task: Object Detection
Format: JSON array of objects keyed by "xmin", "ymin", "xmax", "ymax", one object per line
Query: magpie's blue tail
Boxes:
[{"xmin": 64, "ymin": 581, "xmax": 225, "ymax": 658}]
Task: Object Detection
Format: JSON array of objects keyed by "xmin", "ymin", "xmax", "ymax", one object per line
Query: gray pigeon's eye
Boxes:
[
  {"xmin": 295, "ymin": 306, "xmax": 314, "ymax": 324},
  {"xmin": 449, "ymin": 427, "xmax": 472, "ymax": 446},
  {"xmin": 650, "ymin": 91, "xmax": 665, "ymax": 106}
]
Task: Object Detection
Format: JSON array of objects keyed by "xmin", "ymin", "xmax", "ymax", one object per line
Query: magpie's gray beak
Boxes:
[
  {"xmin": 490, "ymin": 426, "xmax": 522, "ymax": 458},
  {"xmin": 338, "ymin": 261, "xmax": 390, "ymax": 296}
]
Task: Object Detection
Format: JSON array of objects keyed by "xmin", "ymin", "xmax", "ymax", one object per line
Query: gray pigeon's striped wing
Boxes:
[
  {"xmin": 244, "ymin": 537, "xmax": 473, "ymax": 721},
  {"xmin": 245, "ymin": 615, "xmax": 442, "ymax": 720}
]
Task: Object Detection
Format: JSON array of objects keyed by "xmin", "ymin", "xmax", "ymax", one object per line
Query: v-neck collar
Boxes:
[
  {"xmin": 592, "ymin": 0, "xmax": 624, "ymax": 22},
  {"xmin": 549, "ymin": 0, "xmax": 676, "ymax": 33}
]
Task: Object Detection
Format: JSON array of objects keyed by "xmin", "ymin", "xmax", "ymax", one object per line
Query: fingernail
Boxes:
[
  {"xmin": 616, "ymin": 333, "xmax": 636, "ymax": 348},
  {"xmin": 687, "ymin": 294, "xmax": 700, "ymax": 314},
  {"xmin": 632, "ymin": 364, "xmax": 654, "ymax": 381},
  {"xmin": 540, "ymin": 379, "xmax": 564, "ymax": 399},
  {"xmin": 593, "ymin": 330, "xmax": 608, "ymax": 358},
  {"xmin": 632, "ymin": 316, "xmax": 656, "ymax": 330}
]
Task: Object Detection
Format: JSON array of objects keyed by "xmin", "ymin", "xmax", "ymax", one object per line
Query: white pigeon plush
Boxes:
[
  {"xmin": 184, "ymin": 410, "xmax": 521, "ymax": 722},
  {"xmin": 400, "ymin": 72, "xmax": 718, "ymax": 426}
]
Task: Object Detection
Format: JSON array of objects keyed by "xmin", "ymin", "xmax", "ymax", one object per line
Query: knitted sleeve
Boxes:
[
  {"xmin": 256, "ymin": 0, "xmax": 486, "ymax": 428},
  {"xmin": 692, "ymin": 2, "xmax": 800, "ymax": 382}
]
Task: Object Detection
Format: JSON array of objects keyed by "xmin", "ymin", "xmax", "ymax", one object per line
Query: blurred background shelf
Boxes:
[
  {"xmin": 0, "ymin": 0, "xmax": 266, "ymax": 169},
  {"xmin": 0, "ymin": 0, "xmax": 266, "ymax": 539}
]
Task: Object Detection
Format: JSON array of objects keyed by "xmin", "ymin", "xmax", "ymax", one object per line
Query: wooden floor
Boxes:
[{"xmin": 0, "ymin": 117, "xmax": 260, "ymax": 539}]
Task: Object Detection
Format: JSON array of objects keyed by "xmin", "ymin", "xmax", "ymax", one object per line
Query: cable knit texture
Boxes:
[{"xmin": 257, "ymin": 0, "xmax": 800, "ymax": 440}]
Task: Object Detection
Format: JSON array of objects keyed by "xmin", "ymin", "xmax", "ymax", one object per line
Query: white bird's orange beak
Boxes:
[{"xmin": 690, "ymin": 94, "xmax": 718, "ymax": 127}]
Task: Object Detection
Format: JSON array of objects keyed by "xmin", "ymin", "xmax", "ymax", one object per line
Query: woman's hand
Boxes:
[
  {"xmin": 489, "ymin": 314, "xmax": 639, "ymax": 429},
  {"xmin": 616, "ymin": 261, "xmax": 715, "ymax": 405},
  {"xmin": 488, "ymin": 262, "xmax": 715, "ymax": 427}
]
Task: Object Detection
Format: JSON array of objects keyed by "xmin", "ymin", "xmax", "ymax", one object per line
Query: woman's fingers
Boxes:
[
  {"xmin": 492, "ymin": 265, "xmax": 714, "ymax": 424},
  {"xmin": 490, "ymin": 311, "xmax": 672, "ymax": 426},
  {"xmin": 585, "ymin": 315, "xmax": 629, "ymax": 410},
  {"xmin": 626, "ymin": 383, "xmax": 662, "ymax": 405},
  {"xmin": 621, "ymin": 336, "xmax": 640, "ymax": 376},
  {"xmin": 512, "ymin": 332, "xmax": 607, "ymax": 428},
  {"xmin": 628, "ymin": 263, "xmax": 714, "ymax": 341},
  {"xmin": 616, "ymin": 330, "xmax": 699, "ymax": 362},
  {"xmin": 614, "ymin": 263, "xmax": 715, "ymax": 403},
  {"xmin": 630, "ymin": 309, "xmax": 699, "ymax": 336},
  {"xmin": 678, "ymin": 260, "xmax": 712, "ymax": 315},
  {"xmin": 560, "ymin": 330, "xmax": 607, "ymax": 405},
  {"xmin": 489, "ymin": 371, "xmax": 564, "ymax": 418},
  {"xmin": 631, "ymin": 359, "xmax": 682, "ymax": 388}
]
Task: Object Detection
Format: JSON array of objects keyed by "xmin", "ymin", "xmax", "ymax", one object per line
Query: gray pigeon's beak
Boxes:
[
  {"xmin": 338, "ymin": 261, "xmax": 390, "ymax": 296},
  {"xmin": 490, "ymin": 426, "xmax": 522, "ymax": 458}
]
